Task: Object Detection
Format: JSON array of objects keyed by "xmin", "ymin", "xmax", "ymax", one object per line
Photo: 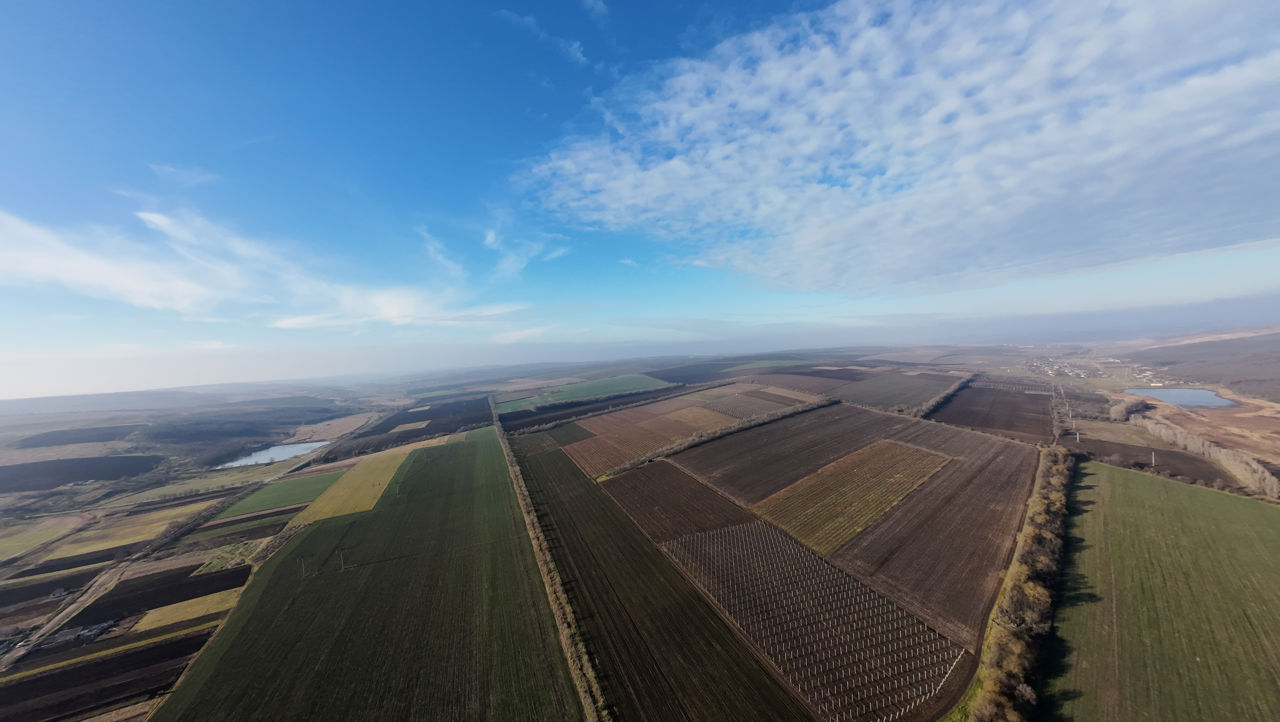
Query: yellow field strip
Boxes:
[
  {"xmin": 133, "ymin": 588, "xmax": 242, "ymax": 633},
  {"xmin": 389, "ymin": 419, "xmax": 431, "ymax": 434},
  {"xmin": 287, "ymin": 436, "xmax": 452, "ymax": 527},
  {"xmin": 0, "ymin": 620, "xmax": 220, "ymax": 684},
  {"xmin": 0, "ymin": 561, "xmax": 111, "ymax": 588}
]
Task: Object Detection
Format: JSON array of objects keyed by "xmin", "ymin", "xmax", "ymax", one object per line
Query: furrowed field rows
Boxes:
[
  {"xmin": 926, "ymin": 385, "xmax": 1051, "ymax": 442},
  {"xmin": 675, "ymin": 405, "xmax": 915, "ymax": 504},
  {"xmin": 561, "ymin": 383, "xmax": 816, "ymax": 478},
  {"xmin": 602, "ymin": 460, "xmax": 753, "ymax": 543},
  {"xmin": 756, "ymin": 441, "xmax": 950, "ymax": 556},
  {"xmin": 663, "ymin": 521, "xmax": 965, "ymax": 722},
  {"xmin": 676, "ymin": 404, "xmax": 1038, "ymax": 648},
  {"xmin": 514, "ymin": 440, "xmax": 816, "ymax": 721},
  {"xmin": 155, "ymin": 428, "xmax": 582, "ymax": 721}
]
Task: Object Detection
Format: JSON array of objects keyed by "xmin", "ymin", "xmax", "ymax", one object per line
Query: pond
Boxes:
[
  {"xmin": 218, "ymin": 441, "xmax": 328, "ymax": 468},
  {"xmin": 1123, "ymin": 388, "xmax": 1237, "ymax": 409}
]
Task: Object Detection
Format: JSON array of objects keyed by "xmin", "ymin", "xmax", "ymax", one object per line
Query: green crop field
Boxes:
[
  {"xmin": 213, "ymin": 471, "xmax": 344, "ymax": 519},
  {"xmin": 155, "ymin": 427, "xmax": 582, "ymax": 721},
  {"xmin": 1038, "ymin": 462, "xmax": 1280, "ymax": 722},
  {"xmin": 496, "ymin": 374, "xmax": 671, "ymax": 412}
]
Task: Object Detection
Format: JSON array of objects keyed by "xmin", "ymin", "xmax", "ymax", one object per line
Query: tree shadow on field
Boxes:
[{"xmin": 1033, "ymin": 468, "xmax": 1101, "ymax": 721}]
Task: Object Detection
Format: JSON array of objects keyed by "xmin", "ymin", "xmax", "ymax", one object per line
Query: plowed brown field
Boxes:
[
  {"xmin": 927, "ymin": 386, "xmax": 1051, "ymax": 442},
  {"xmin": 602, "ymin": 461, "xmax": 751, "ymax": 543}
]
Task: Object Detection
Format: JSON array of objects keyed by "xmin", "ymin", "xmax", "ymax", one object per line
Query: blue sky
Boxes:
[{"xmin": 2, "ymin": 0, "xmax": 1278, "ymax": 397}]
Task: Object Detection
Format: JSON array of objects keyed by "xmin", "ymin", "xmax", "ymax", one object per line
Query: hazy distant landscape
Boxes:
[{"xmin": 0, "ymin": 330, "xmax": 1277, "ymax": 721}]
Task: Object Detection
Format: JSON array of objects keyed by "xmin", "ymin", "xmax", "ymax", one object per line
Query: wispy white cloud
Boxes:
[
  {"xmin": 0, "ymin": 208, "xmax": 525, "ymax": 330},
  {"xmin": 528, "ymin": 0, "xmax": 1280, "ymax": 294},
  {"xmin": 148, "ymin": 163, "xmax": 219, "ymax": 186},
  {"xmin": 483, "ymin": 228, "xmax": 546, "ymax": 279},
  {"xmin": 618, "ymin": 258, "xmax": 638, "ymax": 267},
  {"xmin": 495, "ymin": 10, "xmax": 587, "ymax": 65},
  {"xmin": 416, "ymin": 226, "xmax": 467, "ymax": 279},
  {"xmin": 582, "ymin": 0, "xmax": 608, "ymax": 19},
  {"xmin": 543, "ymin": 246, "xmax": 570, "ymax": 261},
  {"xmin": 491, "ymin": 326, "xmax": 550, "ymax": 344}
]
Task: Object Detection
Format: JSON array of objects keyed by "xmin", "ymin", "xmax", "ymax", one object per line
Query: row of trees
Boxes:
[
  {"xmin": 971, "ymin": 446, "xmax": 1074, "ymax": 722},
  {"xmin": 911, "ymin": 374, "xmax": 975, "ymax": 418},
  {"xmin": 1129, "ymin": 416, "xmax": 1279, "ymax": 498}
]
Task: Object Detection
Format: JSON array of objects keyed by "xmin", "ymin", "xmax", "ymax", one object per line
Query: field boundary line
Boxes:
[
  {"xmin": 0, "ymin": 621, "xmax": 219, "ymax": 684},
  {"xmin": 599, "ymin": 397, "xmax": 837, "ymax": 480},
  {"xmin": 491, "ymin": 398, "xmax": 609, "ymax": 722},
  {"xmin": 507, "ymin": 380, "xmax": 737, "ymax": 435}
]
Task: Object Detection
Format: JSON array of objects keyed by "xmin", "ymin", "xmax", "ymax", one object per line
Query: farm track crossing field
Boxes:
[
  {"xmin": 513, "ymin": 440, "xmax": 816, "ymax": 721},
  {"xmin": 1037, "ymin": 463, "xmax": 1280, "ymax": 722},
  {"xmin": 214, "ymin": 471, "xmax": 343, "ymax": 519},
  {"xmin": 601, "ymin": 461, "xmax": 752, "ymax": 543},
  {"xmin": 676, "ymin": 404, "xmax": 1038, "ymax": 648},
  {"xmin": 927, "ymin": 386, "xmax": 1051, "ymax": 442},
  {"xmin": 755, "ymin": 441, "xmax": 949, "ymax": 556},
  {"xmin": 496, "ymin": 374, "xmax": 673, "ymax": 413},
  {"xmin": 155, "ymin": 428, "xmax": 582, "ymax": 721},
  {"xmin": 665, "ymin": 521, "xmax": 967, "ymax": 722}
]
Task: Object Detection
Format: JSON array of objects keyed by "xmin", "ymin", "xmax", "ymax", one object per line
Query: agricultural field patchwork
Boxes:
[
  {"xmin": 132, "ymin": 588, "xmax": 242, "ymax": 633},
  {"xmin": 214, "ymin": 471, "xmax": 343, "ymax": 519},
  {"xmin": 496, "ymin": 374, "xmax": 673, "ymax": 413},
  {"xmin": 41, "ymin": 501, "xmax": 215, "ymax": 561},
  {"xmin": 677, "ymin": 404, "xmax": 1038, "ymax": 648},
  {"xmin": 560, "ymin": 382, "xmax": 819, "ymax": 478},
  {"xmin": 288, "ymin": 436, "xmax": 449, "ymax": 526},
  {"xmin": 1037, "ymin": 462, "xmax": 1280, "ymax": 722},
  {"xmin": 514, "ymin": 440, "xmax": 815, "ymax": 721},
  {"xmin": 156, "ymin": 428, "xmax": 582, "ymax": 721},
  {"xmin": 665, "ymin": 521, "xmax": 968, "ymax": 722},
  {"xmin": 755, "ymin": 441, "xmax": 949, "ymax": 555}
]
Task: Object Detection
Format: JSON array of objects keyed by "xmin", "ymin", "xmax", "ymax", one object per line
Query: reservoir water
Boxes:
[
  {"xmin": 1123, "ymin": 388, "xmax": 1236, "ymax": 409},
  {"xmin": 218, "ymin": 441, "xmax": 328, "ymax": 468}
]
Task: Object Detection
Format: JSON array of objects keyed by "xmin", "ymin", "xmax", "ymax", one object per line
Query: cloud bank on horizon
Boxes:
[{"xmin": 529, "ymin": 0, "xmax": 1280, "ymax": 292}]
